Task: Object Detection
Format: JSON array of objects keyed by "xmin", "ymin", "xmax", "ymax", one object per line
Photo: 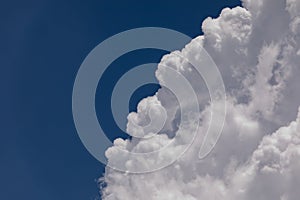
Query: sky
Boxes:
[{"xmin": 0, "ymin": 0, "xmax": 242, "ymax": 199}]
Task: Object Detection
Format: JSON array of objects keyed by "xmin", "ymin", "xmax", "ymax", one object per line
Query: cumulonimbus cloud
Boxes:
[{"xmin": 100, "ymin": 0, "xmax": 300, "ymax": 199}]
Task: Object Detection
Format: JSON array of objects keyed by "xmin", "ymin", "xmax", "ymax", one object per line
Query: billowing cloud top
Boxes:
[{"xmin": 100, "ymin": 0, "xmax": 300, "ymax": 199}]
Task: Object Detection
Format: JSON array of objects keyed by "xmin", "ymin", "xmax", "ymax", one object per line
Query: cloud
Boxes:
[{"xmin": 100, "ymin": 0, "xmax": 300, "ymax": 199}]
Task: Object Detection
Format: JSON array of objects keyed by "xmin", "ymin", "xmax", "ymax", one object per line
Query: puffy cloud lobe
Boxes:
[{"xmin": 100, "ymin": 0, "xmax": 300, "ymax": 199}]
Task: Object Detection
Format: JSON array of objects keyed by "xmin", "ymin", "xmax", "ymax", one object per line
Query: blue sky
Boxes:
[{"xmin": 1, "ymin": 0, "xmax": 240, "ymax": 199}]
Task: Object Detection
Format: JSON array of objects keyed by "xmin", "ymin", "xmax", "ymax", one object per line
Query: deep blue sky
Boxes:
[{"xmin": 1, "ymin": 0, "xmax": 241, "ymax": 199}]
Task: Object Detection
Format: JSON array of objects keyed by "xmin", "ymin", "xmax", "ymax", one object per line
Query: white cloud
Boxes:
[{"xmin": 100, "ymin": 0, "xmax": 300, "ymax": 199}]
